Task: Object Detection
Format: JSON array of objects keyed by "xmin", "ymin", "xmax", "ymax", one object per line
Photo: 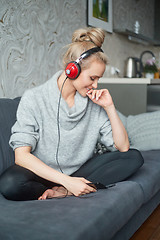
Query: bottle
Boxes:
[{"xmin": 134, "ymin": 21, "xmax": 140, "ymax": 34}]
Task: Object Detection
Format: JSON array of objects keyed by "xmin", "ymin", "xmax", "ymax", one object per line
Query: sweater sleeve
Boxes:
[
  {"xmin": 99, "ymin": 109, "xmax": 117, "ymax": 152},
  {"xmin": 9, "ymin": 90, "xmax": 39, "ymax": 152}
]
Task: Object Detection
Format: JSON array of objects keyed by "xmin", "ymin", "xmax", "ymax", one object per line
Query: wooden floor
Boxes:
[{"xmin": 130, "ymin": 204, "xmax": 160, "ymax": 240}]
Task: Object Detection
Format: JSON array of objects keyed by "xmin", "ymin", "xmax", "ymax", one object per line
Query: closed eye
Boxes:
[{"xmin": 90, "ymin": 75, "xmax": 101, "ymax": 81}]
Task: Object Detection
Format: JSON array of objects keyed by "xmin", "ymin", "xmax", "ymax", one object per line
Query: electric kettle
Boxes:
[{"xmin": 125, "ymin": 57, "xmax": 142, "ymax": 78}]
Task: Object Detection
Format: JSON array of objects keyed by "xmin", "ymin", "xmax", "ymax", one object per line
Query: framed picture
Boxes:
[{"xmin": 88, "ymin": 0, "xmax": 113, "ymax": 33}]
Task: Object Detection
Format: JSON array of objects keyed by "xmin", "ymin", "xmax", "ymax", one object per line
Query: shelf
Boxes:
[{"xmin": 114, "ymin": 29, "xmax": 160, "ymax": 46}]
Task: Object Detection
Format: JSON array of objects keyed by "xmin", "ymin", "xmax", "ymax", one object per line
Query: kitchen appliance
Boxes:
[{"xmin": 125, "ymin": 57, "xmax": 142, "ymax": 78}]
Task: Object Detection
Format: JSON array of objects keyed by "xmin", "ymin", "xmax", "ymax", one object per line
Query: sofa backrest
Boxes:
[{"xmin": 0, "ymin": 97, "xmax": 20, "ymax": 175}]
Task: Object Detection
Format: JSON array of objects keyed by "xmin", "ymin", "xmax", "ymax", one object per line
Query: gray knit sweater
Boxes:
[{"xmin": 9, "ymin": 71, "xmax": 116, "ymax": 175}]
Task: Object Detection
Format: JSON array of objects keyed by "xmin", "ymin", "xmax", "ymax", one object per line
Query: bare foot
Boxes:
[
  {"xmin": 38, "ymin": 187, "xmax": 72, "ymax": 200},
  {"xmin": 52, "ymin": 186, "xmax": 72, "ymax": 196}
]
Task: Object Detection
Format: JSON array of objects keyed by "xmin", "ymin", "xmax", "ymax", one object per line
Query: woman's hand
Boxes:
[
  {"xmin": 86, "ymin": 89, "xmax": 114, "ymax": 108},
  {"xmin": 87, "ymin": 89, "xmax": 130, "ymax": 152},
  {"xmin": 62, "ymin": 176, "xmax": 97, "ymax": 197},
  {"xmin": 38, "ymin": 177, "xmax": 97, "ymax": 200}
]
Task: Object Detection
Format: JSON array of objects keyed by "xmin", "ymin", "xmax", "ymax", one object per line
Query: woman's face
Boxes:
[{"xmin": 72, "ymin": 60, "xmax": 106, "ymax": 97}]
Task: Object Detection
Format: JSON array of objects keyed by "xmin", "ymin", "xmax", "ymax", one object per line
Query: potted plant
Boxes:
[{"xmin": 143, "ymin": 58, "xmax": 158, "ymax": 79}]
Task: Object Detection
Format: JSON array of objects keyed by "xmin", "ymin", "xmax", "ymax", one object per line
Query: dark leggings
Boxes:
[{"xmin": 0, "ymin": 149, "xmax": 144, "ymax": 201}]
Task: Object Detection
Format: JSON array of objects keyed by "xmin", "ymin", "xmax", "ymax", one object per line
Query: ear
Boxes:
[{"xmin": 65, "ymin": 61, "xmax": 81, "ymax": 80}]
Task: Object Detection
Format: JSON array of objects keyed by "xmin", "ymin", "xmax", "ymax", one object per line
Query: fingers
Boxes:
[
  {"xmin": 75, "ymin": 178, "xmax": 97, "ymax": 196},
  {"xmin": 87, "ymin": 89, "xmax": 103, "ymax": 101},
  {"xmin": 95, "ymin": 90, "xmax": 103, "ymax": 101},
  {"xmin": 78, "ymin": 185, "xmax": 97, "ymax": 196},
  {"xmin": 73, "ymin": 188, "xmax": 96, "ymax": 197}
]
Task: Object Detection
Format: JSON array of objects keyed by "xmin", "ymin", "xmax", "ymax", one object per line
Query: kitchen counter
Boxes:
[
  {"xmin": 100, "ymin": 77, "xmax": 160, "ymax": 84},
  {"xmin": 98, "ymin": 78, "xmax": 160, "ymax": 116},
  {"xmin": 98, "ymin": 78, "xmax": 160, "ymax": 115},
  {"xmin": 151, "ymin": 78, "xmax": 160, "ymax": 84}
]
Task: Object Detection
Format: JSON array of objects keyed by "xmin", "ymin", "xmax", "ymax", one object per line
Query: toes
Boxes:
[
  {"xmin": 38, "ymin": 189, "xmax": 53, "ymax": 200},
  {"xmin": 38, "ymin": 188, "xmax": 72, "ymax": 200}
]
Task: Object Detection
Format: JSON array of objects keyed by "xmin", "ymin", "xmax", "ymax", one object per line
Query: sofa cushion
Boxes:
[
  {"xmin": 117, "ymin": 110, "xmax": 160, "ymax": 151},
  {"xmin": 0, "ymin": 181, "xmax": 143, "ymax": 240},
  {"xmin": 0, "ymin": 98, "xmax": 20, "ymax": 175},
  {"xmin": 128, "ymin": 150, "xmax": 160, "ymax": 203},
  {"xmin": 127, "ymin": 111, "xmax": 160, "ymax": 151}
]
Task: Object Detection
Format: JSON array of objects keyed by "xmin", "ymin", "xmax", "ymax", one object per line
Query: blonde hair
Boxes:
[{"xmin": 62, "ymin": 27, "xmax": 108, "ymax": 70}]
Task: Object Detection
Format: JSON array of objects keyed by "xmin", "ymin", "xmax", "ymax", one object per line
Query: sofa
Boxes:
[{"xmin": 0, "ymin": 97, "xmax": 160, "ymax": 240}]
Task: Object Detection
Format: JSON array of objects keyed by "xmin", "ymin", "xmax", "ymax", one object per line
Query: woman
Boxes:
[{"xmin": 0, "ymin": 27, "xmax": 144, "ymax": 201}]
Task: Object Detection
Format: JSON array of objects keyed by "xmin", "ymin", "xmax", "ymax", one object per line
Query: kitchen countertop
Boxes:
[
  {"xmin": 99, "ymin": 78, "xmax": 160, "ymax": 84},
  {"xmin": 151, "ymin": 78, "xmax": 160, "ymax": 84}
]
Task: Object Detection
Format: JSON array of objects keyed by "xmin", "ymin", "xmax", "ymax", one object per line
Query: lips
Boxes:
[{"xmin": 86, "ymin": 88, "xmax": 92, "ymax": 91}]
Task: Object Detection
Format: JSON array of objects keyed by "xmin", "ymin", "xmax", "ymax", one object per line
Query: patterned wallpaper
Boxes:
[
  {"xmin": 0, "ymin": 0, "xmax": 86, "ymax": 98},
  {"xmin": 0, "ymin": 0, "xmax": 159, "ymax": 98}
]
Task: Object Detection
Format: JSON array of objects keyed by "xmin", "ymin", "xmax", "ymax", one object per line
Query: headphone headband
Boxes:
[{"xmin": 76, "ymin": 47, "xmax": 103, "ymax": 63}]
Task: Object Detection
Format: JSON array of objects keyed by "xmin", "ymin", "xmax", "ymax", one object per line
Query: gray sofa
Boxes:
[{"xmin": 0, "ymin": 97, "xmax": 160, "ymax": 240}]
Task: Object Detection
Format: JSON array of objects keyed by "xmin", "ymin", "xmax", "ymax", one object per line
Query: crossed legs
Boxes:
[{"xmin": 0, "ymin": 149, "xmax": 144, "ymax": 201}]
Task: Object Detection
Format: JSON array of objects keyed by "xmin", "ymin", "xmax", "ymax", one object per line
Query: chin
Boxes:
[
  {"xmin": 77, "ymin": 90, "xmax": 86, "ymax": 98},
  {"xmin": 81, "ymin": 93, "xmax": 87, "ymax": 98}
]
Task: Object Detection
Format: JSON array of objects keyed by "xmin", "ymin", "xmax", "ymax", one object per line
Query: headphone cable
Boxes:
[
  {"xmin": 55, "ymin": 75, "xmax": 95, "ymax": 199},
  {"xmin": 56, "ymin": 76, "xmax": 68, "ymax": 174},
  {"xmin": 54, "ymin": 76, "xmax": 69, "ymax": 199}
]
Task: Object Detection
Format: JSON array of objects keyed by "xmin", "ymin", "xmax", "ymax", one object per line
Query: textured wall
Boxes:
[
  {"xmin": 103, "ymin": 0, "xmax": 160, "ymax": 78},
  {"xmin": 0, "ymin": 0, "xmax": 86, "ymax": 98},
  {"xmin": 113, "ymin": 0, "xmax": 155, "ymax": 38},
  {"xmin": 0, "ymin": 0, "xmax": 159, "ymax": 98}
]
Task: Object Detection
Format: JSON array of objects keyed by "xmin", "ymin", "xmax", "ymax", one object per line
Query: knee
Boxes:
[
  {"xmin": 128, "ymin": 148, "xmax": 144, "ymax": 169},
  {"xmin": 0, "ymin": 165, "xmax": 21, "ymax": 200}
]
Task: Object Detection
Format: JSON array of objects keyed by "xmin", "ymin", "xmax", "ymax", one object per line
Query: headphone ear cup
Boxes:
[{"xmin": 65, "ymin": 61, "xmax": 81, "ymax": 80}]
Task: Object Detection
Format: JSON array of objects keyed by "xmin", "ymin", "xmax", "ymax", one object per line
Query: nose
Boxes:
[{"xmin": 92, "ymin": 80, "xmax": 98, "ymax": 89}]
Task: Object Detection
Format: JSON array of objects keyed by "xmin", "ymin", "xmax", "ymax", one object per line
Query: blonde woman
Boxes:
[{"xmin": 0, "ymin": 27, "xmax": 143, "ymax": 201}]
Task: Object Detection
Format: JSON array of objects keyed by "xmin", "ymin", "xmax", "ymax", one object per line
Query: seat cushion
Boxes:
[
  {"xmin": 0, "ymin": 98, "xmax": 20, "ymax": 175},
  {"xmin": 128, "ymin": 150, "xmax": 160, "ymax": 203},
  {"xmin": 0, "ymin": 181, "xmax": 143, "ymax": 240}
]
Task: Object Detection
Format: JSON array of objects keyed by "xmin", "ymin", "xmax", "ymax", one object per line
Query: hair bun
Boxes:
[{"xmin": 72, "ymin": 27, "xmax": 105, "ymax": 47}]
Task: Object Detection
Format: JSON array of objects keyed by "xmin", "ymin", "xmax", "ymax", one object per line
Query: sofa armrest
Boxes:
[{"xmin": 0, "ymin": 97, "xmax": 20, "ymax": 175}]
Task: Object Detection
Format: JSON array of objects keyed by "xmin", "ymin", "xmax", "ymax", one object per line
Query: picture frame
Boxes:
[{"xmin": 88, "ymin": 0, "xmax": 113, "ymax": 33}]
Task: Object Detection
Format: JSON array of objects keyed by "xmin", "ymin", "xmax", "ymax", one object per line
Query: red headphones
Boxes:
[{"xmin": 65, "ymin": 47, "xmax": 103, "ymax": 80}]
